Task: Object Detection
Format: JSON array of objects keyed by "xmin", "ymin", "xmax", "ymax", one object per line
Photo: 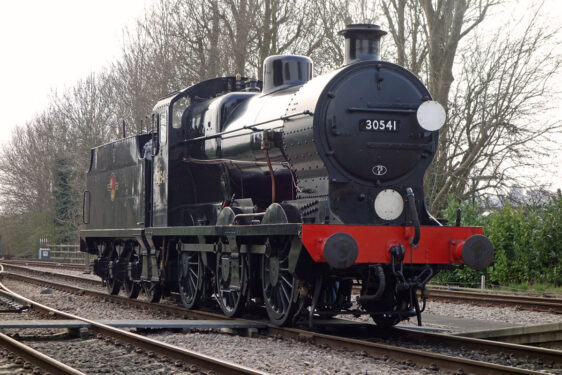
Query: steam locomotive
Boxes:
[{"xmin": 80, "ymin": 24, "xmax": 494, "ymax": 326}]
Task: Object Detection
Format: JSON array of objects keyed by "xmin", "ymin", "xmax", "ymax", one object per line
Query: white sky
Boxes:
[
  {"xmin": 0, "ymin": 0, "xmax": 561, "ymax": 192},
  {"xmin": 0, "ymin": 0, "xmax": 150, "ymax": 142}
]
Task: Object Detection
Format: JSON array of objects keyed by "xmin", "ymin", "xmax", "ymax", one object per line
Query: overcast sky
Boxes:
[
  {"xmin": 0, "ymin": 0, "xmax": 560, "ymax": 192},
  {"xmin": 0, "ymin": 0, "xmax": 150, "ymax": 143}
]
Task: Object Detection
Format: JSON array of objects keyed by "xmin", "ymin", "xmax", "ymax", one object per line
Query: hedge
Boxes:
[{"xmin": 436, "ymin": 190, "xmax": 562, "ymax": 287}]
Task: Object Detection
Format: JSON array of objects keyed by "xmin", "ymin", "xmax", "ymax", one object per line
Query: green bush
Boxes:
[
  {"xmin": 435, "ymin": 190, "xmax": 562, "ymax": 287},
  {"xmin": 436, "ymin": 198, "xmax": 488, "ymax": 287},
  {"xmin": 532, "ymin": 190, "xmax": 562, "ymax": 285}
]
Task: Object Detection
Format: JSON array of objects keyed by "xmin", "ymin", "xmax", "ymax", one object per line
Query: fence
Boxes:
[{"xmin": 48, "ymin": 244, "xmax": 85, "ymax": 264}]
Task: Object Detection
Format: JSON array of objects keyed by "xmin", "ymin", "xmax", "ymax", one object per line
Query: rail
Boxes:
[
  {"xmin": 0, "ymin": 264, "xmax": 267, "ymax": 375},
  {"xmin": 2, "ymin": 263, "xmax": 560, "ymax": 374},
  {"xmin": 426, "ymin": 289, "xmax": 562, "ymax": 314}
]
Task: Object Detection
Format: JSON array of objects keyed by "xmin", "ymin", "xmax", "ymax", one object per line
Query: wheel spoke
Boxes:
[
  {"xmin": 277, "ymin": 287, "xmax": 287, "ymax": 312},
  {"xmin": 264, "ymin": 282, "xmax": 272, "ymax": 296},
  {"xmin": 188, "ymin": 275, "xmax": 196, "ymax": 292},
  {"xmin": 189, "ymin": 268, "xmax": 198, "ymax": 278},
  {"xmin": 280, "ymin": 274, "xmax": 292, "ymax": 287},
  {"xmin": 273, "ymin": 286, "xmax": 279, "ymax": 310},
  {"xmin": 228, "ymin": 291, "xmax": 236, "ymax": 309},
  {"xmin": 280, "ymin": 283, "xmax": 290, "ymax": 306}
]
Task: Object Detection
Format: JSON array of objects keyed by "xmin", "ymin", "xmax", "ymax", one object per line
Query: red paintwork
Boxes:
[{"xmin": 301, "ymin": 224, "xmax": 483, "ymax": 265}]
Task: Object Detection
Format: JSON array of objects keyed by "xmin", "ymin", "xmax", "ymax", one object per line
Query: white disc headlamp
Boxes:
[
  {"xmin": 416, "ymin": 101, "xmax": 446, "ymax": 131},
  {"xmin": 374, "ymin": 189, "xmax": 404, "ymax": 221}
]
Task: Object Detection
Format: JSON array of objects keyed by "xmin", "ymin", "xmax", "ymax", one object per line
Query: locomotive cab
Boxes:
[{"xmin": 149, "ymin": 77, "xmax": 263, "ymax": 226}]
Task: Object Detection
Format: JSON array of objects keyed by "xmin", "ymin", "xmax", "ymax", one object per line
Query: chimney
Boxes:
[{"xmin": 338, "ymin": 24, "xmax": 387, "ymax": 65}]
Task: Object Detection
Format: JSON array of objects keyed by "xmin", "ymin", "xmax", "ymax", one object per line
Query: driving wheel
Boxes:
[
  {"xmin": 106, "ymin": 247, "xmax": 121, "ymax": 295},
  {"xmin": 178, "ymin": 249, "xmax": 205, "ymax": 309},
  {"xmin": 123, "ymin": 245, "xmax": 140, "ymax": 299},
  {"xmin": 261, "ymin": 236, "xmax": 299, "ymax": 325},
  {"xmin": 216, "ymin": 245, "xmax": 248, "ymax": 317}
]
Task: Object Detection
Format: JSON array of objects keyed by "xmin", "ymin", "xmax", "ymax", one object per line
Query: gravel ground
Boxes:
[
  {"xmin": 370, "ymin": 332, "xmax": 561, "ymax": 374},
  {"xmin": 2, "ymin": 273, "xmax": 562, "ymax": 374},
  {"xmin": 422, "ymin": 300, "xmax": 562, "ymax": 325},
  {"xmin": 0, "ymin": 285, "xmax": 195, "ymax": 374},
  {"xmin": 26, "ymin": 338, "xmax": 194, "ymax": 375},
  {"xmin": 0, "ymin": 349, "xmax": 35, "ymax": 375},
  {"xmin": 0, "ymin": 309, "xmax": 58, "ymax": 374},
  {"xmin": 0, "ymin": 279, "xmax": 438, "ymax": 374},
  {"xmin": 1, "ymin": 279, "xmax": 170, "ymax": 321},
  {"xmin": 152, "ymin": 331, "xmax": 434, "ymax": 375}
]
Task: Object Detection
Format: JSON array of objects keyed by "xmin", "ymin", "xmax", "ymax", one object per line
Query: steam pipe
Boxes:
[
  {"xmin": 406, "ymin": 188, "xmax": 420, "ymax": 247},
  {"xmin": 356, "ymin": 265, "xmax": 386, "ymax": 304}
]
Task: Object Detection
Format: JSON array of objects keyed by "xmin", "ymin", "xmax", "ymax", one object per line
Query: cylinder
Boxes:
[{"xmin": 338, "ymin": 24, "xmax": 387, "ymax": 65}]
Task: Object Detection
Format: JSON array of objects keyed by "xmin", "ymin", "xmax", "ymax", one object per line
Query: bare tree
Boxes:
[
  {"xmin": 381, "ymin": 0, "xmax": 427, "ymax": 75},
  {"xmin": 0, "ymin": 113, "xmax": 57, "ymax": 213},
  {"xmin": 109, "ymin": 29, "xmax": 157, "ymax": 134},
  {"xmin": 219, "ymin": 0, "xmax": 261, "ymax": 76},
  {"xmin": 168, "ymin": 0, "xmax": 228, "ymax": 81},
  {"xmin": 382, "ymin": 1, "xmax": 561, "ymax": 212},
  {"xmin": 428, "ymin": 15, "xmax": 562, "ymax": 210},
  {"xmin": 420, "ymin": 0, "xmax": 495, "ymax": 108}
]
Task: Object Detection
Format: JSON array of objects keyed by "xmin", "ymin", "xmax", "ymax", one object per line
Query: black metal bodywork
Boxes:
[
  {"xmin": 80, "ymin": 24, "xmax": 490, "ymax": 327},
  {"xmin": 84, "ymin": 134, "xmax": 151, "ymax": 229},
  {"xmin": 282, "ymin": 60, "xmax": 436, "ymax": 225}
]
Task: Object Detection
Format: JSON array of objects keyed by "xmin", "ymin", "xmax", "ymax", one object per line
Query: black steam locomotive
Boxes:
[{"xmin": 80, "ymin": 24, "xmax": 493, "ymax": 326}]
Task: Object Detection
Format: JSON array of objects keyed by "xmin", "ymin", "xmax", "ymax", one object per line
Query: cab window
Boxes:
[
  {"xmin": 182, "ymin": 101, "xmax": 208, "ymax": 139},
  {"xmin": 172, "ymin": 96, "xmax": 190, "ymax": 129},
  {"xmin": 186, "ymin": 109, "xmax": 206, "ymax": 139}
]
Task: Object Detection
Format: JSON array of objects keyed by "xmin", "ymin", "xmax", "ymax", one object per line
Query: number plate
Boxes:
[{"xmin": 359, "ymin": 119, "xmax": 399, "ymax": 132}]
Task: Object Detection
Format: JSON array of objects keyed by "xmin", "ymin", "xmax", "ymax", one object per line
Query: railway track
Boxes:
[
  {"xmin": 3, "ymin": 262, "xmax": 561, "ymax": 374},
  {"xmin": 458, "ymin": 322, "xmax": 562, "ymax": 349},
  {"xmin": 426, "ymin": 288, "xmax": 562, "ymax": 314},
  {"xmin": 2, "ymin": 263, "xmax": 101, "ymax": 289},
  {"xmin": 0, "ymin": 264, "xmax": 267, "ymax": 375},
  {"xmin": 1, "ymin": 259, "xmax": 86, "ymax": 271},
  {"xmin": 6, "ymin": 258, "xmax": 562, "ymax": 314},
  {"xmin": 7, "ymin": 259, "xmax": 562, "ymax": 315},
  {"xmin": 0, "ymin": 331, "xmax": 86, "ymax": 375}
]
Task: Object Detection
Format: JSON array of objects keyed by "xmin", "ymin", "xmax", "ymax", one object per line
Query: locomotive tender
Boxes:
[{"xmin": 80, "ymin": 24, "xmax": 494, "ymax": 326}]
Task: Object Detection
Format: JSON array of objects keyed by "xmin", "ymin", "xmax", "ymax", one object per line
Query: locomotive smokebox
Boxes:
[
  {"xmin": 339, "ymin": 24, "xmax": 387, "ymax": 65},
  {"xmin": 262, "ymin": 55, "xmax": 312, "ymax": 94}
]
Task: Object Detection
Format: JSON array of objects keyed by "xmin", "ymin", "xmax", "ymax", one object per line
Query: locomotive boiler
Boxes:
[{"xmin": 80, "ymin": 24, "xmax": 494, "ymax": 326}]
